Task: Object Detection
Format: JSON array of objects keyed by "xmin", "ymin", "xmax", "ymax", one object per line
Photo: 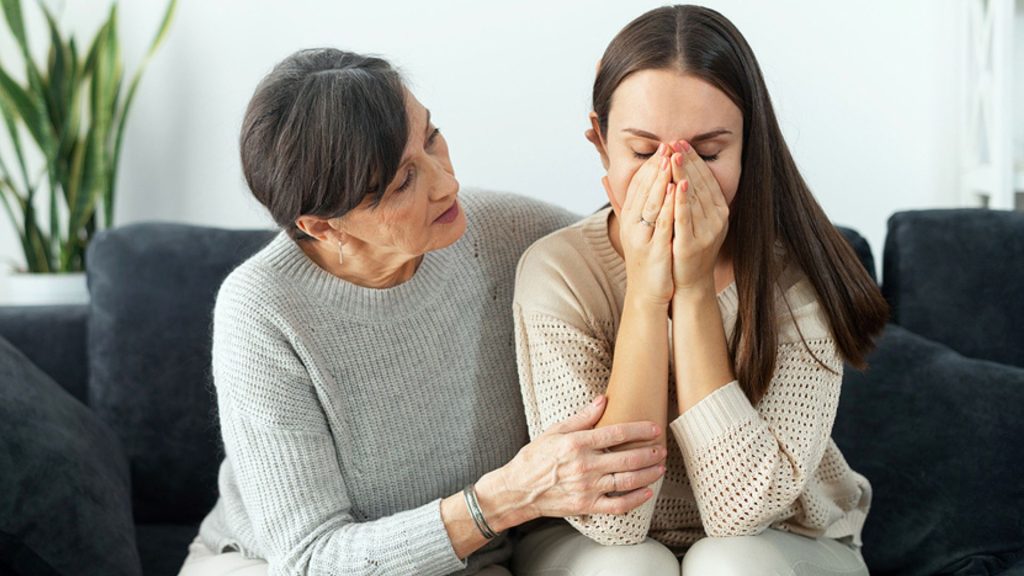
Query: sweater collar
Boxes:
[{"xmin": 258, "ymin": 231, "xmax": 458, "ymax": 323}]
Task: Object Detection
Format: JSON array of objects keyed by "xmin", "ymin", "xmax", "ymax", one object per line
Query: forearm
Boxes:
[
  {"xmin": 672, "ymin": 282, "xmax": 736, "ymax": 414},
  {"xmin": 595, "ymin": 291, "xmax": 670, "ymax": 448}
]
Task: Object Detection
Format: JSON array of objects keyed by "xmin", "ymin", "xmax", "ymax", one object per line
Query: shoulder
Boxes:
[
  {"xmin": 460, "ymin": 189, "xmax": 580, "ymax": 249},
  {"xmin": 514, "ymin": 211, "xmax": 615, "ymax": 332},
  {"xmin": 213, "ymin": 239, "xmax": 298, "ymax": 335}
]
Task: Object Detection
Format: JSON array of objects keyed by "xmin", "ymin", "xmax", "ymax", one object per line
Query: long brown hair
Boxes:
[{"xmin": 593, "ymin": 5, "xmax": 888, "ymax": 405}]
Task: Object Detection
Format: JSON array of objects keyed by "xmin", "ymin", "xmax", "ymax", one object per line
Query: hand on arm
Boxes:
[{"xmin": 441, "ymin": 396, "xmax": 667, "ymax": 557}]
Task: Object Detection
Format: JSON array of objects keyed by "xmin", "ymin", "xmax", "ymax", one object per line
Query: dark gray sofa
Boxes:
[{"xmin": 1, "ymin": 209, "xmax": 1022, "ymax": 575}]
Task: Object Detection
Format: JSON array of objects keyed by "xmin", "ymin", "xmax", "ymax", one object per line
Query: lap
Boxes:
[
  {"xmin": 681, "ymin": 529, "xmax": 868, "ymax": 576},
  {"xmin": 512, "ymin": 522, "xmax": 678, "ymax": 576},
  {"xmin": 513, "ymin": 522, "xmax": 868, "ymax": 576},
  {"xmin": 177, "ymin": 536, "xmax": 268, "ymax": 576}
]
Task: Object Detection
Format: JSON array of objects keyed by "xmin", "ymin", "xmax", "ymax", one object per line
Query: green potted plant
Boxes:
[{"xmin": 0, "ymin": 0, "xmax": 176, "ymax": 305}]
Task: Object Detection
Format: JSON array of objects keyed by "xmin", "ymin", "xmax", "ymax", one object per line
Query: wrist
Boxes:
[
  {"xmin": 672, "ymin": 278, "xmax": 717, "ymax": 304},
  {"xmin": 473, "ymin": 467, "xmax": 533, "ymax": 533},
  {"xmin": 625, "ymin": 289, "xmax": 671, "ymax": 314}
]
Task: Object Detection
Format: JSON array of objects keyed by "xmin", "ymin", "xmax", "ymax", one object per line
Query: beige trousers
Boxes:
[
  {"xmin": 512, "ymin": 523, "xmax": 869, "ymax": 576},
  {"xmin": 177, "ymin": 535, "xmax": 514, "ymax": 576}
]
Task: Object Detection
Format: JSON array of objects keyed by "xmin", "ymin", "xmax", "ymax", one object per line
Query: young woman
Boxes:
[{"xmin": 512, "ymin": 5, "xmax": 888, "ymax": 575}]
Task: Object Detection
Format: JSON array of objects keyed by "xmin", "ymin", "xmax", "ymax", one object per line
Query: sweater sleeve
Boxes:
[
  {"xmin": 211, "ymin": 284, "xmax": 466, "ymax": 576},
  {"xmin": 513, "ymin": 304, "xmax": 663, "ymax": 546},
  {"xmin": 669, "ymin": 312, "xmax": 844, "ymax": 538}
]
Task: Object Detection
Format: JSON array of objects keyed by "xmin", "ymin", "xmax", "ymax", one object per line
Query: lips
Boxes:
[{"xmin": 434, "ymin": 200, "xmax": 460, "ymax": 224}]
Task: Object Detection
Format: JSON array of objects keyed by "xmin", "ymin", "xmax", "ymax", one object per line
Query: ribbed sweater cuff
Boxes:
[
  {"xmin": 670, "ymin": 381, "xmax": 757, "ymax": 460},
  {"xmin": 405, "ymin": 499, "xmax": 467, "ymax": 574}
]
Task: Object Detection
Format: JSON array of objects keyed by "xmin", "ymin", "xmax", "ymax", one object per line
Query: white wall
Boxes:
[{"xmin": 0, "ymin": 0, "xmax": 963, "ymax": 279}]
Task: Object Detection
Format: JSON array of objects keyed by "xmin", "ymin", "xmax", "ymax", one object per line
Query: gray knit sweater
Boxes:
[{"xmin": 197, "ymin": 191, "xmax": 577, "ymax": 575}]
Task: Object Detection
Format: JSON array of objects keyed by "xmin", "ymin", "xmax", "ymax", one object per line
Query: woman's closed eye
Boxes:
[{"xmin": 631, "ymin": 149, "xmax": 719, "ymax": 162}]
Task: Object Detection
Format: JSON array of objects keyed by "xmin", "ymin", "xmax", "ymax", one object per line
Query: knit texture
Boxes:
[
  {"xmin": 513, "ymin": 207, "xmax": 871, "ymax": 549},
  {"xmin": 197, "ymin": 191, "xmax": 577, "ymax": 575}
]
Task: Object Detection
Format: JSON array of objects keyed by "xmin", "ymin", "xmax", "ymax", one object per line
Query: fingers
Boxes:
[
  {"xmin": 593, "ymin": 444, "xmax": 667, "ymax": 474},
  {"xmin": 599, "ymin": 463, "xmax": 666, "ymax": 494},
  {"xmin": 640, "ymin": 153, "xmax": 672, "ymax": 226},
  {"xmin": 547, "ymin": 395, "xmax": 607, "ymax": 434},
  {"xmin": 675, "ymin": 179, "xmax": 692, "ymax": 240},
  {"xmin": 653, "ymin": 183, "xmax": 675, "ymax": 243},
  {"xmin": 576, "ymin": 421, "xmax": 661, "ymax": 450},
  {"xmin": 590, "ymin": 487, "xmax": 655, "ymax": 515},
  {"xmin": 679, "ymin": 141, "xmax": 726, "ymax": 210},
  {"xmin": 623, "ymin": 144, "xmax": 666, "ymax": 216}
]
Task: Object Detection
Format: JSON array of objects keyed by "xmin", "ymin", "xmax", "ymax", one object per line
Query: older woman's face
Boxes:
[{"xmin": 339, "ymin": 92, "xmax": 465, "ymax": 257}]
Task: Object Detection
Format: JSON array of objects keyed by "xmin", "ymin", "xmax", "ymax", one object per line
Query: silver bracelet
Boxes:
[{"xmin": 462, "ymin": 484, "xmax": 499, "ymax": 540}]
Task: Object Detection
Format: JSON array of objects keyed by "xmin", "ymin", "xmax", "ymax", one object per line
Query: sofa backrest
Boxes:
[
  {"xmin": 79, "ymin": 219, "xmax": 876, "ymax": 525},
  {"xmin": 882, "ymin": 209, "xmax": 1024, "ymax": 368},
  {"xmin": 86, "ymin": 223, "xmax": 275, "ymax": 524}
]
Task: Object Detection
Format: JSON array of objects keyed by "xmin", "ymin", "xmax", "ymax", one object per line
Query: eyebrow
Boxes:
[{"xmin": 622, "ymin": 127, "xmax": 732, "ymax": 144}]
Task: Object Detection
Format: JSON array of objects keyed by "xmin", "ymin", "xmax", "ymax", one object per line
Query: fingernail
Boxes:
[
  {"xmin": 680, "ymin": 140, "xmax": 691, "ymax": 152},
  {"xmin": 659, "ymin": 465, "xmax": 666, "ymax": 473},
  {"xmin": 656, "ymin": 143, "xmax": 666, "ymax": 156},
  {"xmin": 673, "ymin": 153, "xmax": 683, "ymax": 166},
  {"xmin": 652, "ymin": 425, "xmax": 661, "ymax": 436},
  {"xmin": 671, "ymin": 141, "xmax": 683, "ymax": 153}
]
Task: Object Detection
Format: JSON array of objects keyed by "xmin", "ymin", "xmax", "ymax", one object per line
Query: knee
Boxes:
[
  {"xmin": 578, "ymin": 540, "xmax": 679, "ymax": 576},
  {"xmin": 682, "ymin": 534, "xmax": 784, "ymax": 576}
]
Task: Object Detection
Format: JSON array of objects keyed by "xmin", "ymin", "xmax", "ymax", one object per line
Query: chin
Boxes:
[{"xmin": 431, "ymin": 214, "xmax": 468, "ymax": 252}]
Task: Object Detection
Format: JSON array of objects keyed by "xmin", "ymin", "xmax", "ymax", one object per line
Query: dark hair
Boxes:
[
  {"xmin": 240, "ymin": 48, "xmax": 407, "ymax": 240},
  {"xmin": 594, "ymin": 5, "xmax": 889, "ymax": 405}
]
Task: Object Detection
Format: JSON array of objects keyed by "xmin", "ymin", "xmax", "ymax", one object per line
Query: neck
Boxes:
[{"xmin": 300, "ymin": 238, "xmax": 423, "ymax": 289}]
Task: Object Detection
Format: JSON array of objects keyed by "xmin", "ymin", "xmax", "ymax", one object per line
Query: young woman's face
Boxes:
[
  {"xmin": 339, "ymin": 91, "xmax": 465, "ymax": 256},
  {"xmin": 596, "ymin": 69, "xmax": 744, "ymax": 212}
]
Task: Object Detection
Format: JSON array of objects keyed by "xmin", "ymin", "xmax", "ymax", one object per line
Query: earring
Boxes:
[{"xmin": 336, "ymin": 240, "xmax": 345, "ymax": 266}]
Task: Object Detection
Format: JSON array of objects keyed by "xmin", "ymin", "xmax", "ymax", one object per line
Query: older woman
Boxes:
[{"xmin": 177, "ymin": 49, "xmax": 669, "ymax": 576}]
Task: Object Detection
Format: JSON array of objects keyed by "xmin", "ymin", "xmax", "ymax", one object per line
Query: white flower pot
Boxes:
[{"xmin": 0, "ymin": 272, "xmax": 89, "ymax": 306}]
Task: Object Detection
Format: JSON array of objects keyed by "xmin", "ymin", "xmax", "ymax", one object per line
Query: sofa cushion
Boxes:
[
  {"xmin": 834, "ymin": 323, "xmax": 1024, "ymax": 575},
  {"xmin": 882, "ymin": 209, "xmax": 1024, "ymax": 368},
  {"xmin": 86, "ymin": 223, "xmax": 274, "ymax": 523},
  {"xmin": 135, "ymin": 523, "xmax": 200, "ymax": 576},
  {"xmin": 0, "ymin": 305, "xmax": 88, "ymax": 403},
  {"xmin": 0, "ymin": 335, "xmax": 141, "ymax": 576}
]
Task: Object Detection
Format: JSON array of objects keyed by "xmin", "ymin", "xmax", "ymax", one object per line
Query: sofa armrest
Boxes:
[{"xmin": 0, "ymin": 305, "xmax": 88, "ymax": 404}]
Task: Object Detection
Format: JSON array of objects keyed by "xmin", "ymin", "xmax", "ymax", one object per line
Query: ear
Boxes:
[
  {"xmin": 586, "ymin": 112, "xmax": 610, "ymax": 170},
  {"xmin": 295, "ymin": 215, "xmax": 347, "ymax": 244}
]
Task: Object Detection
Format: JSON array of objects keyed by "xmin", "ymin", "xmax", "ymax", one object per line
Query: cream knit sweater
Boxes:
[{"xmin": 513, "ymin": 207, "xmax": 871, "ymax": 549}]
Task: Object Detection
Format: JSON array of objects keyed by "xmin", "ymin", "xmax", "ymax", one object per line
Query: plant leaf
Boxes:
[{"xmin": 0, "ymin": 65, "xmax": 55, "ymax": 158}]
